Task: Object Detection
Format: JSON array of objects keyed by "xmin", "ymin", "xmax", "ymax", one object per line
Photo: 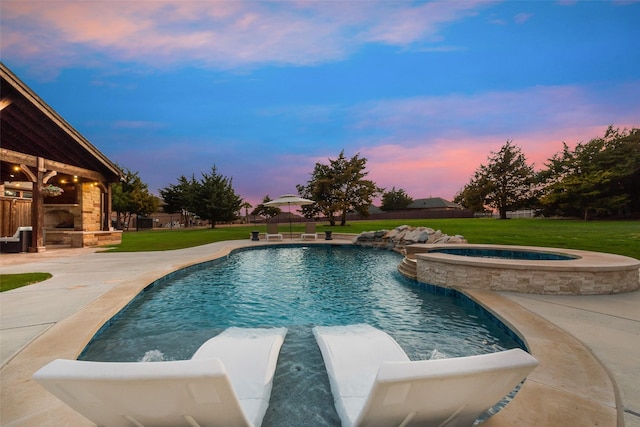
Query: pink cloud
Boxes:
[
  {"xmin": 127, "ymin": 120, "xmax": 635, "ymax": 208},
  {"xmin": 514, "ymin": 13, "xmax": 534, "ymax": 24},
  {"xmin": 361, "ymin": 137, "xmax": 503, "ymax": 201},
  {"xmin": 112, "ymin": 121, "xmax": 166, "ymax": 130},
  {"xmin": 108, "ymin": 79, "xmax": 638, "ymax": 207},
  {"xmin": 358, "ymin": 128, "xmax": 599, "ymax": 202},
  {"xmin": 346, "ymin": 82, "xmax": 640, "ymax": 201},
  {"xmin": 1, "ymin": 1, "xmax": 494, "ymax": 73},
  {"xmin": 245, "ymin": 83, "xmax": 640, "ymax": 204},
  {"xmin": 350, "ymin": 84, "xmax": 638, "ymax": 140},
  {"xmin": 362, "ymin": 1, "xmax": 492, "ymax": 45}
]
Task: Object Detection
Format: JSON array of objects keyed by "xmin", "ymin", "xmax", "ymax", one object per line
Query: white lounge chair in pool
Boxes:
[
  {"xmin": 265, "ymin": 223, "xmax": 283, "ymax": 241},
  {"xmin": 33, "ymin": 327, "xmax": 287, "ymax": 427},
  {"xmin": 313, "ymin": 324, "xmax": 538, "ymax": 427},
  {"xmin": 300, "ymin": 222, "xmax": 318, "ymax": 240}
]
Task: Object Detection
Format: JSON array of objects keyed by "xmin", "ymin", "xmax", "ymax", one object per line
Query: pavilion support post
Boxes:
[
  {"xmin": 29, "ymin": 157, "xmax": 46, "ymax": 252},
  {"xmin": 103, "ymin": 184, "xmax": 112, "ymax": 231}
]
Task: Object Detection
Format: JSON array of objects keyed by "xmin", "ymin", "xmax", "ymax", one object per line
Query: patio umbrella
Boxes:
[{"xmin": 264, "ymin": 194, "xmax": 315, "ymax": 239}]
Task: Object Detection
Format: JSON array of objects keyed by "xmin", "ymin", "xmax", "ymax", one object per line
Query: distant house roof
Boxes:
[
  {"xmin": 407, "ymin": 197, "xmax": 464, "ymax": 209},
  {"xmin": 368, "ymin": 205, "xmax": 383, "ymax": 214}
]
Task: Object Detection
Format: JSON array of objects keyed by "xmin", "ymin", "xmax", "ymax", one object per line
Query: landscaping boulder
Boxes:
[{"xmin": 353, "ymin": 225, "xmax": 467, "ymax": 251}]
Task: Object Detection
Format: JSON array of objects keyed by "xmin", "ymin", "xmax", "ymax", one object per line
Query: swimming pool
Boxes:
[{"xmin": 80, "ymin": 245, "xmax": 524, "ymax": 426}]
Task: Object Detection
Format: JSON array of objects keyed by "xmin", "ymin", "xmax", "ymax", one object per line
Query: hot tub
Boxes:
[{"xmin": 412, "ymin": 244, "xmax": 640, "ymax": 295}]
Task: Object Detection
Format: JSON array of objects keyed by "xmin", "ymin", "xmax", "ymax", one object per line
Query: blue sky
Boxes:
[{"xmin": 2, "ymin": 1, "xmax": 639, "ymax": 207}]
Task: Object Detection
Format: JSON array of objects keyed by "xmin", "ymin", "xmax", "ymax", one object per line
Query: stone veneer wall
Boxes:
[
  {"xmin": 74, "ymin": 183, "xmax": 122, "ymax": 247},
  {"xmin": 69, "ymin": 231, "xmax": 122, "ymax": 248},
  {"xmin": 47, "ymin": 230, "xmax": 122, "ymax": 248},
  {"xmin": 416, "ymin": 251, "xmax": 640, "ymax": 295},
  {"xmin": 80, "ymin": 182, "xmax": 102, "ymax": 231}
]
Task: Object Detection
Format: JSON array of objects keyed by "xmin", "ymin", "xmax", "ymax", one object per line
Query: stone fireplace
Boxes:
[
  {"xmin": 42, "ymin": 184, "xmax": 121, "ymax": 247},
  {"xmin": 44, "ymin": 204, "xmax": 80, "ymax": 245}
]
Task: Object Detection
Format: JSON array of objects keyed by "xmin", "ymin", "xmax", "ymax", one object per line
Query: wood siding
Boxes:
[{"xmin": 0, "ymin": 197, "xmax": 31, "ymax": 236}]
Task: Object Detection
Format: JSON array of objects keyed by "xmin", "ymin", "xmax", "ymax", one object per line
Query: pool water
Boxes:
[
  {"xmin": 80, "ymin": 245, "xmax": 523, "ymax": 426},
  {"xmin": 429, "ymin": 247, "xmax": 578, "ymax": 260}
]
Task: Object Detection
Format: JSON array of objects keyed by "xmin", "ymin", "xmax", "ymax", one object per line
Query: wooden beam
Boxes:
[
  {"xmin": 1, "ymin": 148, "xmax": 36, "ymax": 165},
  {"xmin": 43, "ymin": 170, "xmax": 58, "ymax": 184},
  {"xmin": 0, "ymin": 97, "xmax": 12, "ymax": 111},
  {"xmin": 19, "ymin": 164, "xmax": 36, "ymax": 182},
  {"xmin": 43, "ymin": 159, "xmax": 107, "ymax": 183},
  {"xmin": 1, "ymin": 148, "xmax": 110, "ymax": 183}
]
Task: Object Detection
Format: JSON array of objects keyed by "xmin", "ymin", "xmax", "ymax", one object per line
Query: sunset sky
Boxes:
[{"xmin": 2, "ymin": 1, "xmax": 639, "ymax": 206}]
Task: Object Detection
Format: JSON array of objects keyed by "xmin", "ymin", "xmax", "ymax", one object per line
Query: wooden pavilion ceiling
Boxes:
[{"xmin": 0, "ymin": 63, "xmax": 122, "ymax": 184}]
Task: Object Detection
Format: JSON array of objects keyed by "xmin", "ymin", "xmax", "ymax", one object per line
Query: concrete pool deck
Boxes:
[{"xmin": 1, "ymin": 239, "xmax": 638, "ymax": 426}]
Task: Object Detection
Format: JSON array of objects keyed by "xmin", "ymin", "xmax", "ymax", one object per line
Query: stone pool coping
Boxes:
[
  {"xmin": 0, "ymin": 239, "xmax": 622, "ymax": 426},
  {"xmin": 463, "ymin": 289, "xmax": 619, "ymax": 426},
  {"xmin": 413, "ymin": 244, "xmax": 640, "ymax": 294}
]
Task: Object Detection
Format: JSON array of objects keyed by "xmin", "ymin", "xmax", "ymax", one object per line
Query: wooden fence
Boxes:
[
  {"xmin": 0, "ymin": 197, "xmax": 31, "ymax": 236},
  {"xmin": 347, "ymin": 208, "xmax": 474, "ymax": 221}
]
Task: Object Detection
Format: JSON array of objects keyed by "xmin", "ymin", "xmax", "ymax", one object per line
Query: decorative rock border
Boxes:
[
  {"xmin": 353, "ymin": 225, "xmax": 467, "ymax": 252},
  {"xmin": 414, "ymin": 244, "xmax": 640, "ymax": 295}
]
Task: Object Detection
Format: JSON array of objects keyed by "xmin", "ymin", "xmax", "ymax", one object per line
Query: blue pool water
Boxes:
[
  {"xmin": 429, "ymin": 247, "xmax": 578, "ymax": 260},
  {"xmin": 80, "ymin": 245, "xmax": 524, "ymax": 426}
]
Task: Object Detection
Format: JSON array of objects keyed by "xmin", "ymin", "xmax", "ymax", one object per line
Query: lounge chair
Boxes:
[
  {"xmin": 265, "ymin": 223, "xmax": 283, "ymax": 241},
  {"xmin": 33, "ymin": 327, "xmax": 287, "ymax": 427},
  {"xmin": 300, "ymin": 223, "xmax": 318, "ymax": 240},
  {"xmin": 313, "ymin": 324, "xmax": 538, "ymax": 427}
]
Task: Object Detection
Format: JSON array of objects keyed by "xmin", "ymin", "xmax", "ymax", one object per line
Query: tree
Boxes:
[
  {"xmin": 159, "ymin": 175, "xmax": 199, "ymax": 227},
  {"xmin": 160, "ymin": 166, "xmax": 243, "ymax": 228},
  {"xmin": 240, "ymin": 202, "xmax": 253, "ymax": 224},
  {"xmin": 251, "ymin": 195, "xmax": 281, "ymax": 219},
  {"xmin": 453, "ymin": 173, "xmax": 491, "ymax": 214},
  {"xmin": 297, "ymin": 150, "xmax": 382, "ymax": 226},
  {"xmin": 112, "ymin": 167, "xmax": 157, "ymax": 229},
  {"xmin": 457, "ymin": 141, "xmax": 536, "ymax": 219},
  {"xmin": 538, "ymin": 127, "xmax": 640, "ymax": 219},
  {"xmin": 192, "ymin": 166, "xmax": 243, "ymax": 228},
  {"xmin": 380, "ymin": 187, "xmax": 413, "ymax": 211}
]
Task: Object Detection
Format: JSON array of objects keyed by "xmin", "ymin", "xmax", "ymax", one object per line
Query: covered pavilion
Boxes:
[{"xmin": 0, "ymin": 62, "xmax": 123, "ymax": 251}]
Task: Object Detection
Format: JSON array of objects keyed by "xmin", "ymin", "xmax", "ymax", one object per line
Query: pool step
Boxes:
[{"xmin": 397, "ymin": 256, "xmax": 417, "ymax": 280}]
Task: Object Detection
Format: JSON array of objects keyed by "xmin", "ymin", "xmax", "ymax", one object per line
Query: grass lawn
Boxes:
[
  {"xmin": 0, "ymin": 272, "xmax": 52, "ymax": 292},
  {"xmin": 3, "ymin": 218, "xmax": 636, "ymax": 291},
  {"xmin": 105, "ymin": 218, "xmax": 640, "ymax": 260}
]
